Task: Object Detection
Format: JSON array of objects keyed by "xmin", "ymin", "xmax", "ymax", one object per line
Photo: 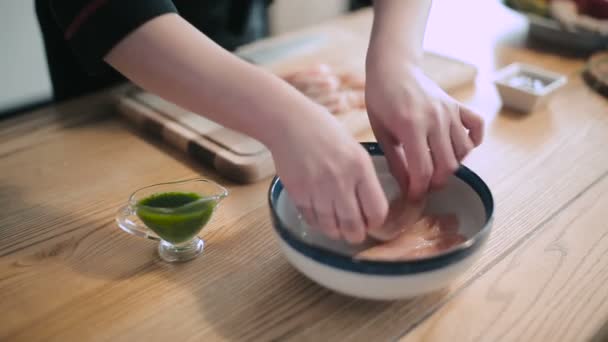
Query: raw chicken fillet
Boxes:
[
  {"xmin": 282, "ymin": 63, "xmax": 366, "ymax": 115},
  {"xmin": 356, "ymin": 214, "xmax": 466, "ymax": 261}
]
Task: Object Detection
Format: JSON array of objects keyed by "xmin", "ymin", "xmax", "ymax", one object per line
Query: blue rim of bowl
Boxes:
[{"xmin": 268, "ymin": 142, "xmax": 495, "ymax": 275}]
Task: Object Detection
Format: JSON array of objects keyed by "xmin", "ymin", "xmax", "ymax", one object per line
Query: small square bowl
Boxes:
[{"xmin": 493, "ymin": 63, "xmax": 567, "ymax": 113}]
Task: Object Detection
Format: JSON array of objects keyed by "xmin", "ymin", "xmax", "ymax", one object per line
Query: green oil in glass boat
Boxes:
[{"xmin": 136, "ymin": 192, "xmax": 216, "ymax": 244}]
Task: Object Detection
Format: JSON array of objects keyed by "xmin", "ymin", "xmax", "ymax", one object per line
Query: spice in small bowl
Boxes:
[{"xmin": 494, "ymin": 63, "xmax": 567, "ymax": 113}]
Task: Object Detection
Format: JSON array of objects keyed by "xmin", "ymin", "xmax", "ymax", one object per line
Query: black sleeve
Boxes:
[{"xmin": 48, "ymin": 0, "xmax": 178, "ymax": 73}]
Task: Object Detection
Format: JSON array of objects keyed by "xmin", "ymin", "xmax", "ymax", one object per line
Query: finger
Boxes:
[
  {"xmin": 428, "ymin": 123, "xmax": 459, "ymax": 189},
  {"xmin": 298, "ymin": 205, "xmax": 318, "ymax": 229},
  {"xmin": 356, "ymin": 165, "xmax": 389, "ymax": 233},
  {"xmin": 378, "ymin": 139, "xmax": 409, "ymax": 195},
  {"xmin": 450, "ymin": 120, "xmax": 475, "ymax": 161},
  {"xmin": 371, "ymin": 123, "xmax": 409, "ymax": 194},
  {"xmin": 312, "ymin": 193, "xmax": 341, "ymax": 240},
  {"xmin": 459, "ymin": 106, "xmax": 484, "ymax": 146},
  {"xmin": 334, "ymin": 189, "xmax": 366, "ymax": 244},
  {"xmin": 402, "ymin": 128, "xmax": 433, "ymax": 201}
]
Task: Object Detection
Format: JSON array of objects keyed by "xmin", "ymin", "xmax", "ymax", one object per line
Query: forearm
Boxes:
[
  {"xmin": 105, "ymin": 13, "xmax": 322, "ymax": 148},
  {"xmin": 367, "ymin": 0, "xmax": 432, "ymax": 66}
]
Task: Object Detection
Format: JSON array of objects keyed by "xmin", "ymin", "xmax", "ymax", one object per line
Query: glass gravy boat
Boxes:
[{"xmin": 116, "ymin": 178, "xmax": 228, "ymax": 262}]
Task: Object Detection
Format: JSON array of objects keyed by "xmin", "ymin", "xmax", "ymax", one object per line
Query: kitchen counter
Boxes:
[{"xmin": 2, "ymin": 1, "xmax": 608, "ymax": 341}]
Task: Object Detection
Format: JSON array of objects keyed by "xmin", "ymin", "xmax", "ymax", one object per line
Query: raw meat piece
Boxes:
[
  {"xmin": 355, "ymin": 214, "xmax": 465, "ymax": 261},
  {"xmin": 339, "ymin": 72, "xmax": 366, "ymax": 90},
  {"xmin": 282, "ymin": 63, "xmax": 366, "ymax": 114},
  {"xmin": 367, "ymin": 196, "xmax": 427, "ymax": 241}
]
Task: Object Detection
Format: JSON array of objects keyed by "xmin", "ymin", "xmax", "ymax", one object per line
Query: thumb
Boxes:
[
  {"xmin": 378, "ymin": 138, "xmax": 409, "ymax": 196},
  {"xmin": 459, "ymin": 105, "xmax": 485, "ymax": 146}
]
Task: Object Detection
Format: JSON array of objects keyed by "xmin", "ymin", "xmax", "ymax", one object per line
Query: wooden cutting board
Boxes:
[{"xmin": 116, "ymin": 27, "xmax": 477, "ymax": 184}]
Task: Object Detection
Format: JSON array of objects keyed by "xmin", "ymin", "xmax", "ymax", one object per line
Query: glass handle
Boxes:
[{"xmin": 115, "ymin": 205, "xmax": 160, "ymax": 241}]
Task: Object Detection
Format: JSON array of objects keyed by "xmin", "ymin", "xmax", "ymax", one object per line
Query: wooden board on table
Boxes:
[
  {"xmin": 115, "ymin": 27, "xmax": 477, "ymax": 184},
  {"xmin": 116, "ymin": 90, "xmax": 370, "ymax": 184}
]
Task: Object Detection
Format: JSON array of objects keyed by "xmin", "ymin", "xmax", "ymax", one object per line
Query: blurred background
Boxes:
[
  {"xmin": 1, "ymin": 0, "xmax": 605, "ymax": 117},
  {"xmin": 0, "ymin": 0, "xmax": 357, "ymax": 117}
]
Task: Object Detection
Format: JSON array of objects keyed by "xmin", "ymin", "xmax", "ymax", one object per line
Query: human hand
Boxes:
[
  {"xmin": 365, "ymin": 61, "xmax": 484, "ymax": 200},
  {"xmin": 267, "ymin": 106, "xmax": 388, "ymax": 244}
]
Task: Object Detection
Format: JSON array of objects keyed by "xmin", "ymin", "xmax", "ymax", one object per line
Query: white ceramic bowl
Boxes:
[
  {"xmin": 494, "ymin": 62, "xmax": 567, "ymax": 113},
  {"xmin": 268, "ymin": 143, "xmax": 494, "ymax": 300}
]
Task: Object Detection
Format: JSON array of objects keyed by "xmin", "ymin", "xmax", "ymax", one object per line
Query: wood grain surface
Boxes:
[
  {"xmin": 401, "ymin": 173, "xmax": 608, "ymax": 342},
  {"xmin": 1, "ymin": 1, "xmax": 607, "ymax": 341}
]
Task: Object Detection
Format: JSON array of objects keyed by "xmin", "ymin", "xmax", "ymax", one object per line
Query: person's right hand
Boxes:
[{"xmin": 267, "ymin": 106, "xmax": 389, "ymax": 245}]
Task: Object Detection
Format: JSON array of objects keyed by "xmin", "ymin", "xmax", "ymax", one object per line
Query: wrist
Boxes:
[
  {"xmin": 366, "ymin": 43, "xmax": 422, "ymax": 74},
  {"xmin": 366, "ymin": 50, "xmax": 421, "ymax": 84},
  {"xmin": 254, "ymin": 99, "xmax": 329, "ymax": 152}
]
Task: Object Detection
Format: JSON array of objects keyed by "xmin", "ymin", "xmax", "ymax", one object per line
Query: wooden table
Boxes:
[{"xmin": 2, "ymin": 1, "xmax": 607, "ymax": 341}]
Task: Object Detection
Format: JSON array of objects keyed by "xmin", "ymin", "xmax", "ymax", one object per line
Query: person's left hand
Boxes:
[{"xmin": 365, "ymin": 60, "xmax": 484, "ymax": 200}]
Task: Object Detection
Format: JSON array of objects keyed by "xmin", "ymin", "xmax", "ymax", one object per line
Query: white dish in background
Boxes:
[{"xmin": 494, "ymin": 63, "xmax": 567, "ymax": 113}]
